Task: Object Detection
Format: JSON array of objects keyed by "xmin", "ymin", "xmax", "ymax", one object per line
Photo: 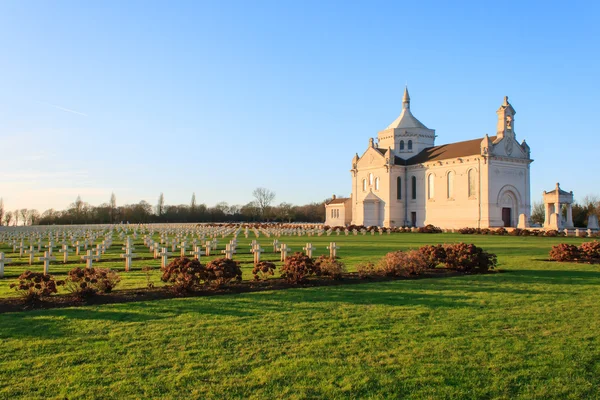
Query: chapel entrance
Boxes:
[
  {"xmin": 411, "ymin": 212, "xmax": 417, "ymax": 227},
  {"xmin": 502, "ymin": 207, "xmax": 512, "ymax": 227}
]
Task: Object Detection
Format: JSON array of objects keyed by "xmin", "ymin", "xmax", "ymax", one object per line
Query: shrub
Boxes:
[
  {"xmin": 9, "ymin": 271, "xmax": 64, "ymax": 303},
  {"xmin": 549, "ymin": 244, "xmax": 580, "ymax": 262},
  {"xmin": 252, "ymin": 261, "xmax": 277, "ymax": 281},
  {"xmin": 494, "ymin": 227, "xmax": 508, "ymax": 235},
  {"xmin": 443, "ymin": 243, "xmax": 497, "ymax": 272},
  {"xmin": 545, "ymin": 230, "xmax": 559, "ymax": 237},
  {"xmin": 205, "ymin": 258, "xmax": 243, "ymax": 287},
  {"xmin": 509, "ymin": 228, "xmax": 523, "ymax": 236},
  {"xmin": 376, "ymin": 250, "xmax": 428, "ymax": 277},
  {"xmin": 65, "ymin": 267, "xmax": 121, "ymax": 298},
  {"xmin": 459, "ymin": 227, "xmax": 476, "ymax": 234},
  {"xmin": 280, "ymin": 252, "xmax": 318, "ymax": 284},
  {"xmin": 161, "ymin": 257, "xmax": 207, "ymax": 294},
  {"xmin": 417, "ymin": 224, "xmax": 442, "ymax": 234},
  {"xmin": 356, "ymin": 262, "xmax": 377, "ymax": 279},
  {"xmin": 419, "ymin": 244, "xmax": 446, "ymax": 268},
  {"xmin": 579, "ymin": 241, "xmax": 600, "ymax": 261},
  {"xmin": 314, "ymin": 256, "xmax": 346, "ymax": 280}
]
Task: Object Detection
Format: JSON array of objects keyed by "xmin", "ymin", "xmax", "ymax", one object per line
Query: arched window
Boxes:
[
  {"xmin": 400, "ymin": 140, "xmax": 405, "ymax": 151},
  {"xmin": 362, "ymin": 179, "xmax": 366, "ymax": 191},
  {"xmin": 447, "ymin": 171, "xmax": 454, "ymax": 199},
  {"xmin": 369, "ymin": 173, "xmax": 373, "ymax": 186},
  {"xmin": 427, "ymin": 174, "xmax": 434, "ymax": 199},
  {"xmin": 468, "ymin": 169, "xmax": 476, "ymax": 197},
  {"xmin": 396, "ymin": 177, "xmax": 402, "ymax": 200},
  {"xmin": 375, "ymin": 177, "xmax": 380, "ymax": 190},
  {"xmin": 411, "ymin": 176, "xmax": 417, "ymax": 200},
  {"xmin": 408, "ymin": 140, "xmax": 413, "ymax": 151}
]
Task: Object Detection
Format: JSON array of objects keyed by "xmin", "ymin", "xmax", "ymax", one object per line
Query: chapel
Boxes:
[{"xmin": 325, "ymin": 88, "xmax": 533, "ymax": 229}]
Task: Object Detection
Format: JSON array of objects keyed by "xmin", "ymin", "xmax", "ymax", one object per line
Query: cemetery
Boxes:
[{"xmin": 0, "ymin": 222, "xmax": 599, "ymax": 398}]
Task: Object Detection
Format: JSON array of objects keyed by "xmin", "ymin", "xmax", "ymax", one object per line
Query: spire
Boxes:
[{"xmin": 403, "ymin": 86, "xmax": 410, "ymax": 110}]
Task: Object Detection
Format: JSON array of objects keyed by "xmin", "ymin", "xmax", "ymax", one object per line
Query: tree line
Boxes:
[{"xmin": 0, "ymin": 188, "xmax": 326, "ymax": 226}]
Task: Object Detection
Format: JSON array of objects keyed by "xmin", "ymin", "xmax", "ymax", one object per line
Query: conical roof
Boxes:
[{"xmin": 386, "ymin": 87, "xmax": 428, "ymax": 129}]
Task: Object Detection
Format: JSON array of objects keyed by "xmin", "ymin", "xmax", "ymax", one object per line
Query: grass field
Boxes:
[{"xmin": 1, "ymin": 233, "xmax": 599, "ymax": 399}]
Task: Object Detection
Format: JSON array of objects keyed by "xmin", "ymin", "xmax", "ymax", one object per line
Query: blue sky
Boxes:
[{"xmin": 1, "ymin": 0, "xmax": 599, "ymax": 212}]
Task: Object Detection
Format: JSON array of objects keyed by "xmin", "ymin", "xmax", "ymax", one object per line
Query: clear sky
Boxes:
[{"xmin": 1, "ymin": 0, "xmax": 599, "ymax": 212}]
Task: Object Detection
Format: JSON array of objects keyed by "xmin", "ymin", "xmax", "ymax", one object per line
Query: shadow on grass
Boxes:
[{"xmin": 2, "ymin": 267, "xmax": 600, "ymax": 340}]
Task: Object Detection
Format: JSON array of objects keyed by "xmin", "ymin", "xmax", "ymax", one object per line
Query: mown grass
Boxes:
[{"xmin": 1, "ymin": 233, "xmax": 599, "ymax": 399}]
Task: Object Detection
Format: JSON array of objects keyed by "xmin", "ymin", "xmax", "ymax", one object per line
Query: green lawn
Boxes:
[{"xmin": 1, "ymin": 233, "xmax": 599, "ymax": 399}]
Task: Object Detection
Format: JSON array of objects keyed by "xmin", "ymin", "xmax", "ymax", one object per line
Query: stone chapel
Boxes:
[{"xmin": 325, "ymin": 88, "xmax": 533, "ymax": 229}]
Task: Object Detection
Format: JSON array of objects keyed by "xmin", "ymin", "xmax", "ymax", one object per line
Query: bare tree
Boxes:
[
  {"xmin": 190, "ymin": 193, "xmax": 197, "ymax": 213},
  {"xmin": 530, "ymin": 200, "xmax": 545, "ymax": 225},
  {"xmin": 20, "ymin": 209, "xmax": 29, "ymax": 226},
  {"xmin": 156, "ymin": 193, "xmax": 165, "ymax": 216},
  {"xmin": 109, "ymin": 192, "xmax": 117, "ymax": 222},
  {"xmin": 28, "ymin": 209, "xmax": 40, "ymax": 225},
  {"xmin": 0, "ymin": 198, "xmax": 4, "ymax": 224},
  {"xmin": 13, "ymin": 209, "xmax": 19, "ymax": 226},
  {"xmin": 4, "ymin": 211, "xmax": 13, "ymax": 226},
  {"xmin": 252, "ymin": 187, "xmax": 275, "ymax": 219}
]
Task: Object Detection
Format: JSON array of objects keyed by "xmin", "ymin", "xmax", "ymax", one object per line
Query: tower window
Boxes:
[
  {"xmin": 369, "ymin": 173, "xmax": 373, "ymax": 186},
  {"xmin": 411, "ymin": 176, "xmax": 417, "ymax": 200},
  {"xmin": 400, "ymin": 140, "xmax": 405, "ymax": 151},
  {"xmin": 375, "ymin": 177, "xmax": 380, "ymax": 190},
  {"xmin": 408, "ymin": 140, "xmax": 413, "ymax": 151},
  {"xmin": 362, "ymin": 179, "xmax": 366, "ymax": 191},
  {"xmin": 396, "ymin": 177, "xmax": 402, "ymax": 200}
]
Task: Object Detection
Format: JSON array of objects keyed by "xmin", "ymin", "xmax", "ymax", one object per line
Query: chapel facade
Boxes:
[{"xmin": 325, "ymin": 89, "xmax": 533, "ymax": 229}]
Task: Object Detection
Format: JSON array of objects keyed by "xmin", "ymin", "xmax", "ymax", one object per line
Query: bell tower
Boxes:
[{"xmin": 496, "ymin": 96, "xmax": 516, "ymax": 140}]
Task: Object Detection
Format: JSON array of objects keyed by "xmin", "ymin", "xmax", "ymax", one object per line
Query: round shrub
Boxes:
[
  {"xmin": 161, "ymin": 257, "xmax": 207, "ymax": 294},
  {"xmin": 205, "ymin": 258, "xmax": 243, "ymax": 287},
  {"xmin": 10, "ymin": 271, "xmax": 64, "ymax": 303},
  {"xmin": 549, "ymin": 243, "xmax": 580, "ymax": 262},
  {"xmin": 280, "ymin": 252, "xmax": 318, "ymax": 284},
  {"xmin": 419, "ymin": 244, "xmax": 446, "ymax": 268},
  {"xmin": 443, "ymin": 243, "xmax": 497, "ymax": 272},
  {"xmin": 579, "ymin": 241, "xmax": 600, "ymax": 261},
  {"xmin": 252, "ymin": 261, "xmax": 277, "ymax": 281},
  {"xmin": 376, "ymin": 250, "xmax": 428, "ymax": 277},
  {"xmin": 314, "ymin": 256, "xmax": 346, "ymax": 280}
]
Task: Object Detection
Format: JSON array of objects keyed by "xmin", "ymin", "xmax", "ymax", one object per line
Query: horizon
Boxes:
[{"xmin": 1, "ymin": 1, "xmax": 599, "ymax": 213}]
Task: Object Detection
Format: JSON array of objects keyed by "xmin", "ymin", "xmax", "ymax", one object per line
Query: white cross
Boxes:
[
  {"xmin": 252, "ymin": 245, "xmax": 264, "ymax": 264},
  {"xmin": 327, "ymin": 242, "xmax": 340, "ymax": 258},
  {"xmin": 303, "ymin": 243, "xmax": 315, "ymax": 258},
  {"xmin": 189, "ymin": 245, "xmax": 202, "ymax": 261},
  {"xmin": 222, "ymin": 244, "xmax": 236, "ymax": 260},
  {"xmin": 45, "ymin": 241, "xmax": 54, "ymax": 255},
  {"xmin": 59, "ymin": 244, "xmax": 70, "ymax": 264},
  {"xmin": 0, "ymin": 252, "xmax": 12, "ymax": 278},
  {"xmin": 16, "ymin": 241, "xmax": 26, "ymax": 257},
  {"xmin": 25, "ymin": 245, "xmax": 35, "ymax": 265},
  {"xmin": 159, "ymin": 248, "xmax": 172, "ymax": 269},
  {"xmin": 204, "ymin": 241, "xmax": 212, "ymax": 256},
  {"xmin": 38, "ymin": 251, "xmax": 56, "ymax": 274},
  {"xmin": 120, "ymin": 248, "xmax": 137, "ymax": 272},
  {"xmin": 178, "ymin": 241, "xmax": 188, "ymax": 257},
  {"xmin": 272, "ymin": 239, "xmax": 280, "ymax": 253},
  {"xmin": 81, "ymin": 250, "xmax": 99, "ymax": 269},
  {"xmin": 280, "ymin": 244, "xmax": 291, "ymax": 262}
]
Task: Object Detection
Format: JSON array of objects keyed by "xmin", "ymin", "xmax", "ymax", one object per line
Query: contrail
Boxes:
[{"xmin": 40, "ymin": 101, "xmax": 88, "ymax": 117}]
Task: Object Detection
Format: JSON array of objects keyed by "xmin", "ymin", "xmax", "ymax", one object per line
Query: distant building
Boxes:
[{"xmin": 325, "ymin": 88, "xmax": 532, "ymax": 228}]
